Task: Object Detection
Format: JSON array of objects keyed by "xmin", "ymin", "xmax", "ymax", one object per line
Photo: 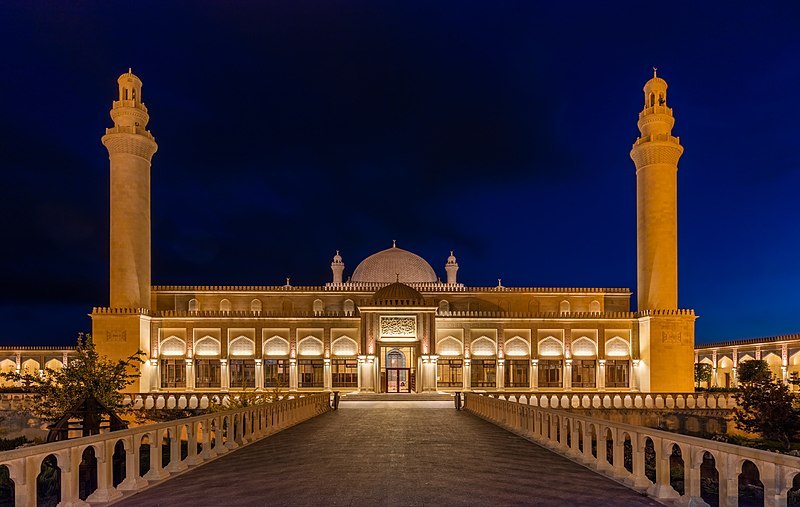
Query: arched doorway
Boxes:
[{"xmin": 381, "ymin": 347, "xmax": 415, "ymax": 393}]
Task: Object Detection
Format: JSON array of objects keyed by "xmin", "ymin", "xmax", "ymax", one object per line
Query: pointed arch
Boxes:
[
  {"xmin": 331, "ymin": 336, "xmax": 358, "ymax": 356},
  {"xmin": 297, "ymin": 336, "xmax": 323, "ymax": 356},
  {"xmin": 188, "ymin": 298, "xmax": 199, "ymax": 312},
  {"xmin": 571, "ymin": 337, "xmax": 597, "ymax": 357},
  {"xmin": 263, "ymin": 336, "xmax": 289, "ymax": 356},
  {"xmin": 589, "ymin": 300, "xmax": 601, "ymax": 313},
  {"xmin": 471, "ymin": 336, "xmax": 496, "ymax": 357},
  {"xmin": 313, "ymin": 299, "xmax": 324, "ymax": 315},
  {"xmin": 437, "ymin": 336, "xmax": 462, "ymax": 356},
  {"xmin": 438, "ymin": 300, "xmax": 450, "ymax": 314},
  {"xmin": 219, "ymin": 299, "xmax": 231, "ymax": 312},
  {"xmin": 559, "ymin": 300, "xmax": 570, "ymax": 314},
  {"xmin": 160, "ymin": 336, "xmax": 186, "ymax": 356},
  {"xmin": 605, "ymin": 337, "xmax": 630, "ymax": 358},
  {"xmin": 229, "ymin": 336, "xmax": 255, "ymax": 357},
  {"xmin": 44, "ymin": 358, "xmax": 63, "ymax": 371},
  {"xmin": 250, "ymin": 299, "xmax": 262, "ymax": 313},
  {"xmin": 21, "ymin": 359, "xmax": 40, "ymax": 375},
  {"xmin": 343, "ymin": 299, "xmax": 355, "ymax": 316},
  {"xmin": 504, "ymin": 336, "xmax": 530, "ymax": 357},
  {"xmin": 538, "ymin": 337, "xmax": 563, "ymax": 357},
  {"xmin": 195, "ymin": 336, "xmax": 221, "ymax": 357}
]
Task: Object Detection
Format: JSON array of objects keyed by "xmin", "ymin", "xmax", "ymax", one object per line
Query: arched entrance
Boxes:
[{"xmin": 381, "ymin": 347, "xmax": 416, "ymax": 393}]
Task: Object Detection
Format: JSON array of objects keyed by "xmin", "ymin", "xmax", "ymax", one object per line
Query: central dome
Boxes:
[{"xmin": 351, "ymin": 245, "xmax": 437, "ymax": 283}]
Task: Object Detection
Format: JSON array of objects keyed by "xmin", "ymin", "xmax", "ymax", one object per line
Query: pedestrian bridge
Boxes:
[{"xmin": 1, "ymin": 392, "xmax": 799, "ymax": 506}]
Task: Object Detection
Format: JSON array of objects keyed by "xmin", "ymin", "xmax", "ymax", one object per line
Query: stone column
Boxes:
[
  {"xmin": 150, "ymin": 359, "xmax": 160, "ymax": 391},
  {"xmin": 631, "ymin": 435, "xmax": 653, "ymax": 489},
  {"xmin": 463, "ymin": 359, "xmax": 471, "ymax": 390},
  {"xmin": 289, "ymin": 359, "xmax": 298, "ymax": 391},
  {"xmin": 61, "ymin": 450, "xmax": 89, "ymax": 507},
  {"xmin": 185, "ymin": 359, "xmax": 194, "ymax": 391},
  {"xmin": 531, "ymin": 359, "xmax": 538, "ymax": 390},
  {"xmin": 324, "ymin": 358, "xmax": 332, "ymax": 391},
  {"xmin": 220, "ymin": 359, "xmax": 229, "ymax": 390},
  {"xmin": 631, "ymin": 360, "xmax": 640, "ymax": 392},
  {"xmin": 564, "ymin": 359, "xmax": 572, "ymax": 390},
  {"xmin": 255, "ymin": 359, "xmax": 263, "ymax": 390},
  {"xmin": 143, "ymin": 431, "xmax": 169, "ymax": 481},
  {"xmin": 598, "ymin": 359, "xmax": 606, "ymax": 391},
  {"xmin": 497, "ymin": 359, "xmax": 505, "ymax": 390}
]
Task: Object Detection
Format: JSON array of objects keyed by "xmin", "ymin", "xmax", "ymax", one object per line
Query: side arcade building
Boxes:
[{"xmin": 9, "ymin": 69, "xmax": 700, "ymax": 394}]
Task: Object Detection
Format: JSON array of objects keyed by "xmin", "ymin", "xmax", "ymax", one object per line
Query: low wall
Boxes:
[
  {"xmin": 0, "ymin": 392, "xmax": 331, "ymax": 506},
  {"xmin": 464, "ymin": 392, "xmax": 800, "ymax": 507}
]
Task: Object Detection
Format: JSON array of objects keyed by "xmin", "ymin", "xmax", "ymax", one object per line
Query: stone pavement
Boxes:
[{"xmin": 113, "ymin": 401, "xmax": 662, "ymax": 506}]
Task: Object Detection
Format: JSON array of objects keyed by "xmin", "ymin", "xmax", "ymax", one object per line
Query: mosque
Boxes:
[{"xmin": 5, "ymin": 70, "xmax": 701, "ymax": 394}]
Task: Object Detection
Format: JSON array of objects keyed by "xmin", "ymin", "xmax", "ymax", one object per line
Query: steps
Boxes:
[{"xmin": 340, "ymin": 392, "xmax": 454, "ymax": 402}]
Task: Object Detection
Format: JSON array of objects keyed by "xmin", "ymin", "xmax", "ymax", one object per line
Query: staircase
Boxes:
[{"xmin": 340, "ymin": 392, "xmax": 454, "ymax": 402}]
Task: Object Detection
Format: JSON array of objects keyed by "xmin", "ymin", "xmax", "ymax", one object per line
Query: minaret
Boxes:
[
  {"xmin": 445, "ymin": 251, "xmax": 458, "ymax": 285},
  {"xmin": 331, "ymin": 250, "xmax": 344, "ymax": 284},
  {"xmin": 630, "ymin": 69, "xmax": 683, "ymax": 311},
  {"xmin": 101, "ymin": 69, "xmax": 157, "ymax": 309}
]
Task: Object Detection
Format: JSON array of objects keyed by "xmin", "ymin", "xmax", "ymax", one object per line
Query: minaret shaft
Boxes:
[
  {"xmin": 102, "ymin": 70, "xmax": 157, "ymax": 309},
  {"xmin": 631, "ymin": 71, "xmax": 683, "ymax": 311}
]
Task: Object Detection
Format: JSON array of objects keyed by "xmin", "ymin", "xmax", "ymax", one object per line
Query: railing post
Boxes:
[
  {"xmin": 596, "ymin": 425, "xmax": 610, "ymax": 471},
  {"xmin": 13, "ymin": 457, "xmax": 34, "ymax": 507},
  {"xmin": 648, "ymin": 438, "xmax": 679, "ymax": 499},
  {"xmin": 87, "ymin": 441, "xmax": 122, "ymax": 502},
  {"xmin": 612, "ymin": 429, "xmax": 627, "ymax": 479},
  {"xmin": 118, "ymin": 439, "xmax": 147, "ymax": 491},
  {"xmin": 186, "ymin": 422, "xmax": 201, "ymax": 466},
  {"xmin": 760, "ymin": 461, "xmax": 780, "ymax": 507},
  {"xmin": 143, "ymin": 431, "xmax": 169, "ymax": 481},
  {"xmin": 631, "ymin": 433, "xmax": 652, "ymax": 490},
  {"xmin": 61, "ymin": 448, "xmax": 89, "ymax": 507},
  {"xmin": 684, "ymin": 449, "xmax": 708, "ymax": 507},
  {"xmin": 166, "ymin": 426, "xmax": 187, "ymax": 473}
]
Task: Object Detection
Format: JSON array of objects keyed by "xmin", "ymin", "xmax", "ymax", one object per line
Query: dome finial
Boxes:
[
  {"xmin": 392, "ymin": 239, "xmax": 396, "ymax": 248},
  {"xmin": 653, "ymin": 66, "xmax": 657, "ymax": 79}
]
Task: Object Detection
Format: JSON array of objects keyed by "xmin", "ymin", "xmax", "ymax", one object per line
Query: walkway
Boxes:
[{"xmin": 113, "ymin": 401, "xmax": 661, "ymax": 506}]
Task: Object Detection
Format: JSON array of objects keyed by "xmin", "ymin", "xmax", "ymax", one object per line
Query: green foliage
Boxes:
[
  {"xmin": 0, "ymin": 333, "xmax": 144, "ymax": 422},
  {"xmin": 694, "ymin": 363, "xmax": 712, "ymax": 388},
  {"xmin": 0, "ymin": 436, "xmax": 31, "ymax": 451},
  {"xmin": 734, "ymin": 374, "xmax": 800, "ymax": 450},
  {"xmin": 737, "ymin": 359, "xmax": 771, "ymax": 384}
]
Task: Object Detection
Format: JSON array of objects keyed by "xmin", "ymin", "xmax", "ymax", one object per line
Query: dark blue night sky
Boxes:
[{"xmin": 1, "ymin": 2, "xmax": 799, "ymax": 346}]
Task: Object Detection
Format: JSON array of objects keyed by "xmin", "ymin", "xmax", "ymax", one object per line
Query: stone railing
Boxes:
[
  {"xmin": 0, "ymin": 392, "xmax": 331, "ymax": 506},
  {"xmin": 484, "ymin": 391, "xmax": 736, "ymax": 410},
  {"xmin": 465, "ymin": 393, "xmax": 800, "ymax": 506},
  {"xmin": 120, "ymin": 392, "xmax": 328, "ymax": 411}
]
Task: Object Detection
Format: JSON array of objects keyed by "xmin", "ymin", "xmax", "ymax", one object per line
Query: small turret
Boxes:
[
  {"xmin": 331, "ymin": 250, "xmax": 344, "ymax": 284},
  {"xmin": 445, "ymin": 251, "xmax": 458, "ymax": 285}
]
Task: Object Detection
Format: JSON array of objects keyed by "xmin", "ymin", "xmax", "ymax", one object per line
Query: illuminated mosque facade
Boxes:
[{"xmin": 7, "ymin": 70, "xmax": 703, "ymax": 394}]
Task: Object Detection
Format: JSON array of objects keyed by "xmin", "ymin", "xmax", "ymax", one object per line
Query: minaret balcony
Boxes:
[
  {"xmin": 632, "ymin": 133, "xmax": 681, "ymax": 146},
  {"xmin": 638, "ymin": 105, "xmax": 673, "ymax": 119}
]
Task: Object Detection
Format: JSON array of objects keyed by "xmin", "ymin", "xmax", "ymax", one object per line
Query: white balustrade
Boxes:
[
  {"xmin": 465, "ymin": 392, "xmax": 800, "ymax": 507},
  {"xmin": 0, "ymin": 393, "xmax": 331, "ymax": 506}
]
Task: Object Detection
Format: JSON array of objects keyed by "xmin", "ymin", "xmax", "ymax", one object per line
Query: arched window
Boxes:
[
  {"xmin": 504, "ymin": 337, "xmax": 529, "ymax": 357},
  {"xmin": 438, "ymin": 300, "xmax": 450, "ymax": 314},
  {"xmin": 263, "ymin": 336, "xmax": 290, "ymax": 356},
  {"xmin": 343, "ymin": 299, "xmax": 355, "ymax": 316},
  {"xmin": 313, "ymin": 299, "xmax": 324, "ymax": 315},
  {"xmin": 571, "ymin": 337, "xmax": 596, "ymax": 357},
  {"xmin": 219, "ymin": 299, "xmax": 231, "ymax": 312},
  {"xmin": 195, "ymin": 336, "xmax": 221, "ymax": 357},
  {"xmin": 471, "ymin": 337, "xmax": 496, "ymax": 356},
  {"xmin": 250, "ymin": 299, "xmax": 262, "ymax": 313},
  {"xmin": 331, "ymin": 336, "xmax": 358, "ymax": 356},
  {"xmin": 590, "ymin": 300, "xmax": 601, "ymax": 313},
  {"xmin": 297, "ymin": 336, "xmax": 323, "ymax": 356},
  {"xmin": 538, "ymin": 337, "xmax": 563, "ymax": 357},
  {"xmin": 559, "ymin": 300, "xmax": 570, "ymax": 314},
  {"xmin": 437, "ymin": 336, "xmax": 462, "ymax": 356},
  {"xmin": 229, "ymin": 336, "xmax": 255, "ymax": 357},
  {"xmin": 188, "ymin": 298, "xmax": 198, "ymax": 312}
]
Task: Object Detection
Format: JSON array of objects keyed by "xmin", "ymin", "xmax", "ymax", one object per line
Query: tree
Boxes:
[
  {"xmin": 734, "ymin": 374, "xmax": 800, "ymax": 450},
  {"xmin": 0, "ymin": 333, "xmax": 144, "ymax": 421},
  {"xmin": 737, "ymin": 359, "xmax": 772, "ymax": 384},
  {"xmin": 694, "ymin": 363, "xmax": 712, "ymax": 389}
]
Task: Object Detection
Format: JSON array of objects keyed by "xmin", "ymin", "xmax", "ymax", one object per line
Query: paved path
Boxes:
[{"xmin": 114, "ymin": 401, "xmax": 661, "ymax": 506}]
